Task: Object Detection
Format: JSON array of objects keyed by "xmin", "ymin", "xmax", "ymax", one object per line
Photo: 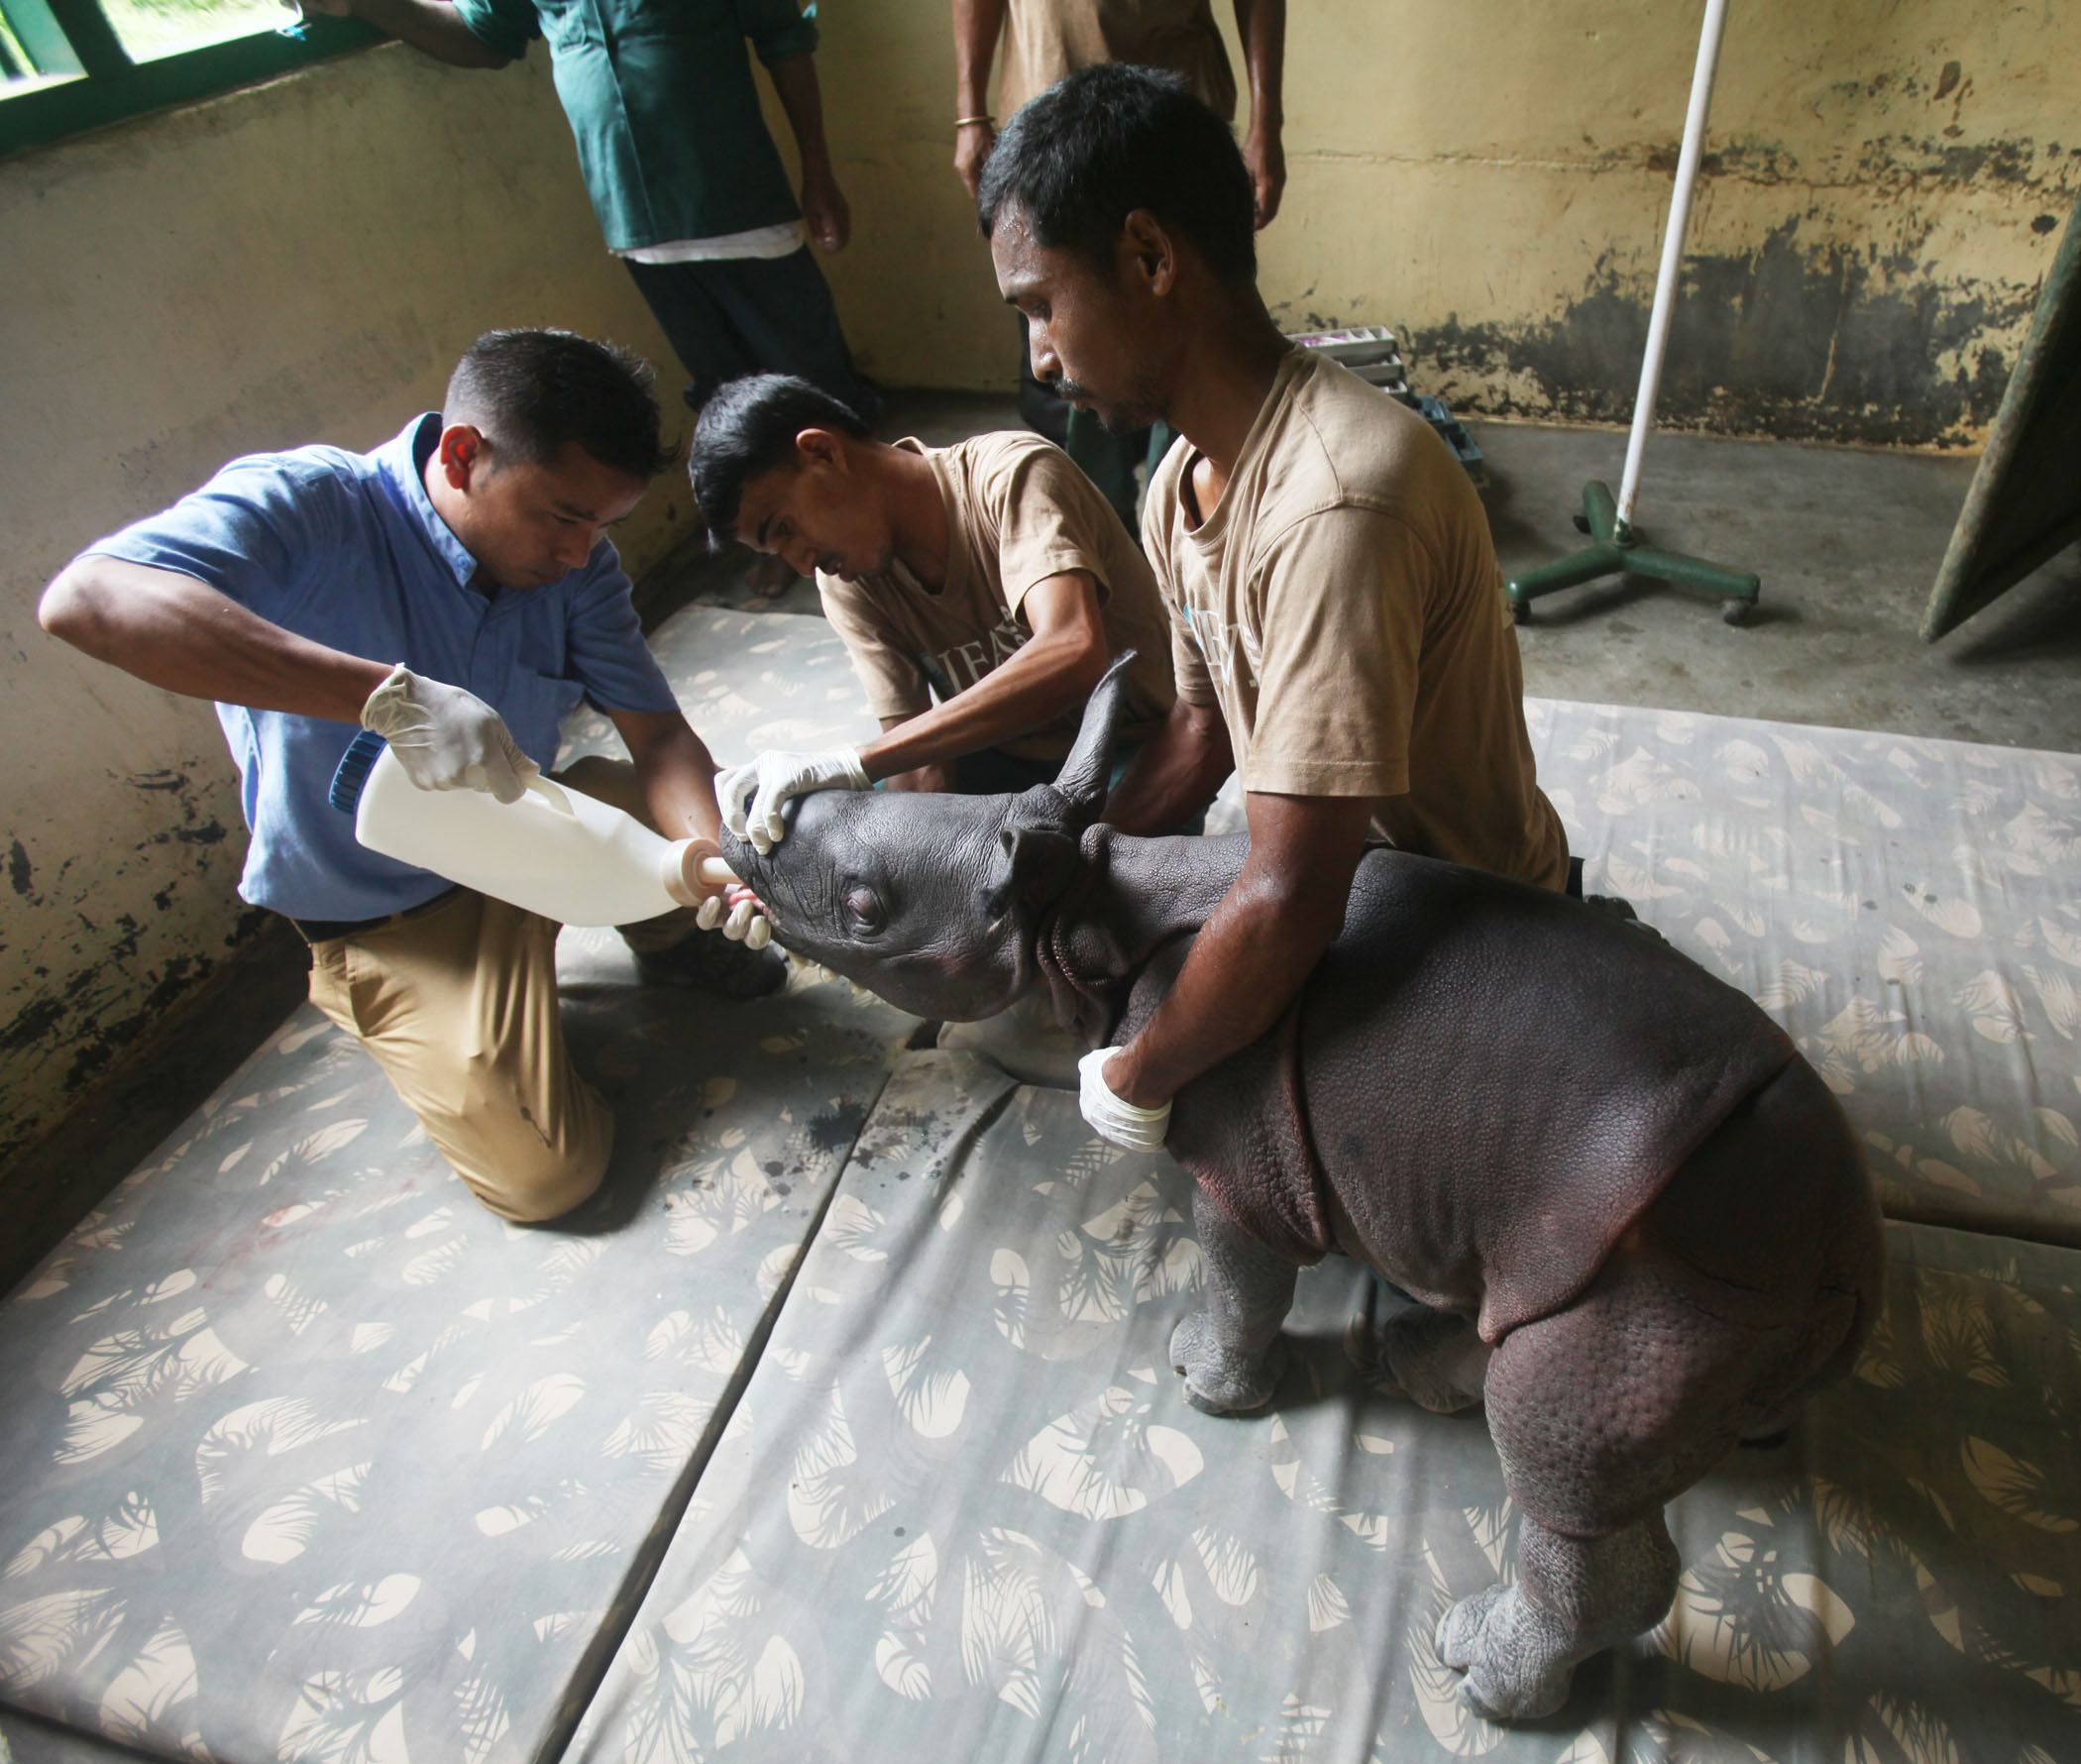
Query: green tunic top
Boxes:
[{"xmin": 452, "ymin": 0, "xmax": 816, "ymax": 252}]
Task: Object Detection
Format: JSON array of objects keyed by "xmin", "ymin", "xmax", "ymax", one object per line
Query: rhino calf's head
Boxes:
[{"xmin": 720, "ymin": 654, "xmax": 1138, "ymax": 1021}]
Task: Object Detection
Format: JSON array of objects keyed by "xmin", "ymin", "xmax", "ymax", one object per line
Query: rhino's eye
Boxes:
[{"xmin": 844, "ymin": 886, "xmax": 886, "ymax": 935}]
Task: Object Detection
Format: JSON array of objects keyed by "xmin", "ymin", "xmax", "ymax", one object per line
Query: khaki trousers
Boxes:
[
  {"xmin": 303, "ymin": 757, "xmax": 675, "ymax": 1223},
  {"xmin": 307, "ymin": 889, "xmax": 612, "ymax": 1223}
]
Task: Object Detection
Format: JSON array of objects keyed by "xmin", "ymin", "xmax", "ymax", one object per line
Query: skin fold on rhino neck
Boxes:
[{"xmin": 1040, "ymin": 826, "xmax": 1250, "ymax": 1038}]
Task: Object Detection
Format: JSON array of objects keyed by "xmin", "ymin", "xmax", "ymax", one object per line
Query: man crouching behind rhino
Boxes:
[{"xmin": 722, "ymin": 656, "xmax": 1884, "ymax": 1724}]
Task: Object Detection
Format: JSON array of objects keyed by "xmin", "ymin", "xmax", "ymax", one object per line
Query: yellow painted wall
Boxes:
[
  {"xmin": 814, "ymin": 0, "xmax": 2079, "ymax": 446},
  {"xmin": 0, "ymin": 43, "xmax": 696, "ymax": 1164}
]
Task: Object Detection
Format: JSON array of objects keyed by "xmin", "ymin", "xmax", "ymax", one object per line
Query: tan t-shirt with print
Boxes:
[
  {"xmin": 999, "ymin": 0, "xmax": 1235, "ymax": 120},
  {"xmin": 1143, "ymin": 350, "xmax": 1570, "ymax": 890},
  {"xmin": 818, "ymin": 432, "xmax": 1176, "ymax": 763}
]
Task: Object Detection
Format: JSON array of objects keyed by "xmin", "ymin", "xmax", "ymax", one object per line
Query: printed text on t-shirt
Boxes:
[
  {"xmin": 931, "ymin": 611, "xmax": 1032, "ymax": 694},
  {"xmin": 1182, "ymin": 602, "xmax": 1263, "ymax": 691}
]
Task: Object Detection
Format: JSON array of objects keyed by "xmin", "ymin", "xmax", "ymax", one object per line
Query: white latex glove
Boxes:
[
  {"xmin": 717, "ymin": 747, "xmax": 869, "ymax": 854},
  {"xmin": 361, "ymin": 663, "xmax": 536, "ymax": 804},
  {"xmin": 695, "ymin": 890, "xmax": 774, "ymax": 948},
  {"xmin": 1078, "ymin": 1047, "xmax": 1171, "ymax": 1152}
]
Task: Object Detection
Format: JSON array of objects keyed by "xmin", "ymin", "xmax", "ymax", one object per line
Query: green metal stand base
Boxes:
[{"xmin": 1506, "ymin": 480, "xmax": 1762, "ymax": 626}]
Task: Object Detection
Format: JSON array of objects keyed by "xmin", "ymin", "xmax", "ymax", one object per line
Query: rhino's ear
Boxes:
[
  {"xmin": 982, "ymin": 824, "xmax": 1081, "ymax": 922},
  {"xmin": 1051, "ymin": 650, "xmax": 1138, "ymax": 821}
]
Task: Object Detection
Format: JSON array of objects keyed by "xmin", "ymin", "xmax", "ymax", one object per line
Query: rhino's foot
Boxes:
[
  {"xmin": 1170, "ymin": 1311, "xmax": 1284, "ymax": 1414},
  {"xmin": 1435, "ymin": 1582, "xmax": 1507, "ymax": 1670},
  {"xmin": 1437, "ymin": 1515, "xmax": 1680, "ymax": 1725},
  {"xmin": 1378, "ymin": 1305, "xmax": 1490, "ymax": 1414},
  {"xmin": 1435, "ymin": 1583, "xmax": 1574, "ymax": 1721}
]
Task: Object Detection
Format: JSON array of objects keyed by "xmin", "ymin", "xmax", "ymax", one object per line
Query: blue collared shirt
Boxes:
[{"xmin": 87, "ymin": 413, "xmax": 681, "ymax": 922}]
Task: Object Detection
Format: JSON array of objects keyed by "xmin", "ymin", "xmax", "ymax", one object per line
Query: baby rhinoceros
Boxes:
[{"xmin": 721, "ymin": 655, "xmax": 1884, "ymax": 1723}]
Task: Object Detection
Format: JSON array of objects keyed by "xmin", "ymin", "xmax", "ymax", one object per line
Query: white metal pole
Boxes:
[{"xmin": 1615, "ymin": 0, "xmax": 1733, "ymax": 531}]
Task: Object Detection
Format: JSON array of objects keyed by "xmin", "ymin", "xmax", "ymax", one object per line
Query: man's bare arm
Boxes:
[
  {"xmin": 301, "ymin": 0, "xmax": 511, "ymax": 67},
  {"xmin": 1232, "ymin": 0, "xmax": 1286, "ymax": 227},
  {"xmin": 1100, "ymin": 697, "xmax": 1234, "ymax": 835},
  {"xmin": 858, "ymin": 572, "xmax": 1108, "ymax": 782},
  {"xmin": 1103, "ymin": 791, "xmax": 1373, "ymax": 1107},
  {"xmin": 40, "ymin": 557, "xmax": 390, "ymax": 721},
  {"xmin": 609, "ymin": 709, "xmax": 725, "ymax": 844},
  {"xmin": 875, "ymin": 715, "xmax": 958, "ymax": 795},
  {"xmin": 767, "ymin": 53, "xmax": 850, "ymax": 253},
  {"xmin": 950, "ymin": 0, "xmax": 1005, "ymax": 198}
]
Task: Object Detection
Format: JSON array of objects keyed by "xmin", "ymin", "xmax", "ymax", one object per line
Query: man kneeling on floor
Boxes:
[
  {"xmin": 39, "ymin": 328, "xmax": 779, "ymax": 1225},
  {"xmin": 685, "ymin": 372, "xmax": 1177, "ymax": 847}
]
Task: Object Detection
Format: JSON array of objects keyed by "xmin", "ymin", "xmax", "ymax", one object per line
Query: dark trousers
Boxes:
[
  {"xmin": 1018, "ymin": 323, "xmax": 1170, "ymax": 539},
  {"xmin": 626, "ymin": 248, "xmax": 878, "ymax": 424}
]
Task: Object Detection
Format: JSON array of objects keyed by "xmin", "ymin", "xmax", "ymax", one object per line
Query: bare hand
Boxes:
[
  {"xmin": 1244, "ymin": 125, "xmax": 1285, "ymax": 229},
  {"xmin": 801, "ymin": 165, "xmax": 851, "ymax": 254},
  {"xmin": 953, "ymin": 119, "xmax": 997, "ymax": 201}
]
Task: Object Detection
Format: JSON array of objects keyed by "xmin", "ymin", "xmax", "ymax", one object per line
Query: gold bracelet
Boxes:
[{"xmin": 954, "ymin": 114, "xmax": 994, "ymax": 129}]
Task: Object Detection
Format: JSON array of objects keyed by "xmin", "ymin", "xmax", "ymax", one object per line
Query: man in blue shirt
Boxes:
[{"xmin": 40, "ymin": 329, "xmax": 775, "ymax": 1225}]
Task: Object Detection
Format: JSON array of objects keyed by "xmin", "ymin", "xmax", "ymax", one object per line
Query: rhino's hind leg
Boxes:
[
  {"xmin": 1171, "ymin": 1181, "xmax": 1298, "ymax": 1414},
  {"xmin": 1444, "ymin": 1141, "xmax": 1870, "ymax": 1721},
  {"xmin": 1438, "ymin": 1514, "xmax": 1680, "ymax": 1720},
  {"xmin": 1377, "ymin": 1303, "xmax": 1491, "ymax": 1414}
]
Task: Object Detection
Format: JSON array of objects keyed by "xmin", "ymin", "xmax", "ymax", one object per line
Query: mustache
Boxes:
[{"xmin": 1053, "ymin": 376, "xmax": 1098, "ymax": 403}]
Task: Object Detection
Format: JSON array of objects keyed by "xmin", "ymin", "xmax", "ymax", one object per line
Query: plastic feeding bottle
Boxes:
[{"xmin": 329, "ymin": 729, "xmax": 730, "ymax": 927}]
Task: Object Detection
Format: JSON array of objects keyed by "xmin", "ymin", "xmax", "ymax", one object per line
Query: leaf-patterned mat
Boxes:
[
  {"xmin": 1519, "ymin": 702, "xmax": 2081, "ymax": 1248},
  {"xmin": 571, "ymin": 1050, "xmax": 2081, "ymax": 1764},
  {"xmin": 0, "ymin": 959, "xmax": 913, "ymax": 1764},
  {"xmin": 556, "ymin": 606, "xmax": 879, "ymax": 774}
]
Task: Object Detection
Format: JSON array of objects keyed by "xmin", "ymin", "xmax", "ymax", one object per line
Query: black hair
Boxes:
[
  {"xmin": 976, "ymin": 63, "xmax": 1256, "ymax": 285},
  {"xmin": 445, "ymin": 328, "xmax": 680, "ymax": 480},
  {"xmin": 687, "ymin": 374, "xmax": 871, "ymax": 541}
]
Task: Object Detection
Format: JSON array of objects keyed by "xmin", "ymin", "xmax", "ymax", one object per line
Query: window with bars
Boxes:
[{"xmin": 1, "ymin": 0, "xmax": 378, "ymax": 157}]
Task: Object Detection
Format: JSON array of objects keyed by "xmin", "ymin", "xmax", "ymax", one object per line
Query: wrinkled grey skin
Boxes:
[{"xmin": 723, "ymin": 657, "xmax": 1886, "ymax": 1723}]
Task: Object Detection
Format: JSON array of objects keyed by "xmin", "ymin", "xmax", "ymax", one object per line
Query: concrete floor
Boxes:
[
  {"xmin": 1478, "ymin": 420, "xmax": 2081, "ymax": 753},
  {"xmin": 678, "ymin": 389, "xmax": 2081, "ymax": 754}
]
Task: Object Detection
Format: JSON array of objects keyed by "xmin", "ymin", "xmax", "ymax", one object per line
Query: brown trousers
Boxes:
[
  {"xmin": 307, "ymin": 888, "xmax": 611, "ymax": 1222},
  {"xmin": 305, "ymin": 758, "xmax": 682, "ymax": 1223}
]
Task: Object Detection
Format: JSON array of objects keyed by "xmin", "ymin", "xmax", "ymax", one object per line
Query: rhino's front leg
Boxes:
[{"xmin": 1171, "ymin": 1181, "xmax": 1297, "ymax": 1414}]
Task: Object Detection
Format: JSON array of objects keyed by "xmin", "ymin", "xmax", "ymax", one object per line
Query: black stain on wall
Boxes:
[
  {"xmin": 0, "ymin": 770, "xmax": 260, "ymax": 1168},
  {"xmin": 1402, "ymin": 220, "xmax": 2038, "ymax": 448},
  {"xmin": 1271, "ymin": 129, "xmax": 2070, "ymax": 449}
]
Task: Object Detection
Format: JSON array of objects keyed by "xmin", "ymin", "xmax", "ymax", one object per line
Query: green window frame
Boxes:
[{"xmin": 0, "ymin": 0, "xmax": 380, "ymax": 159}]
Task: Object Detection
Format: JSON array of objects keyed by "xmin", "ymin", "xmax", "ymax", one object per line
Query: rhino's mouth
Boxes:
[{"xmin": 716, "ymin": 828, "xmax": 816, "ymax": 949}]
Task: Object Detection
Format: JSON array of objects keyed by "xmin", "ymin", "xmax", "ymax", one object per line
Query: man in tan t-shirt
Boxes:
[
  {"xmin": 977, "ymin": 65, "xmax": 1572, "ymax": 1148},
  {"xmin": 951, "ymin": 0, "xmax": 1286, "ymax": 534},
  {"xmin": 1146, "ymin": 347, "xmax": 1568, "ymax": 889},
  {"xmin": 683, "ymin": 373, "xmax": 1176, "ymax": 842}
]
